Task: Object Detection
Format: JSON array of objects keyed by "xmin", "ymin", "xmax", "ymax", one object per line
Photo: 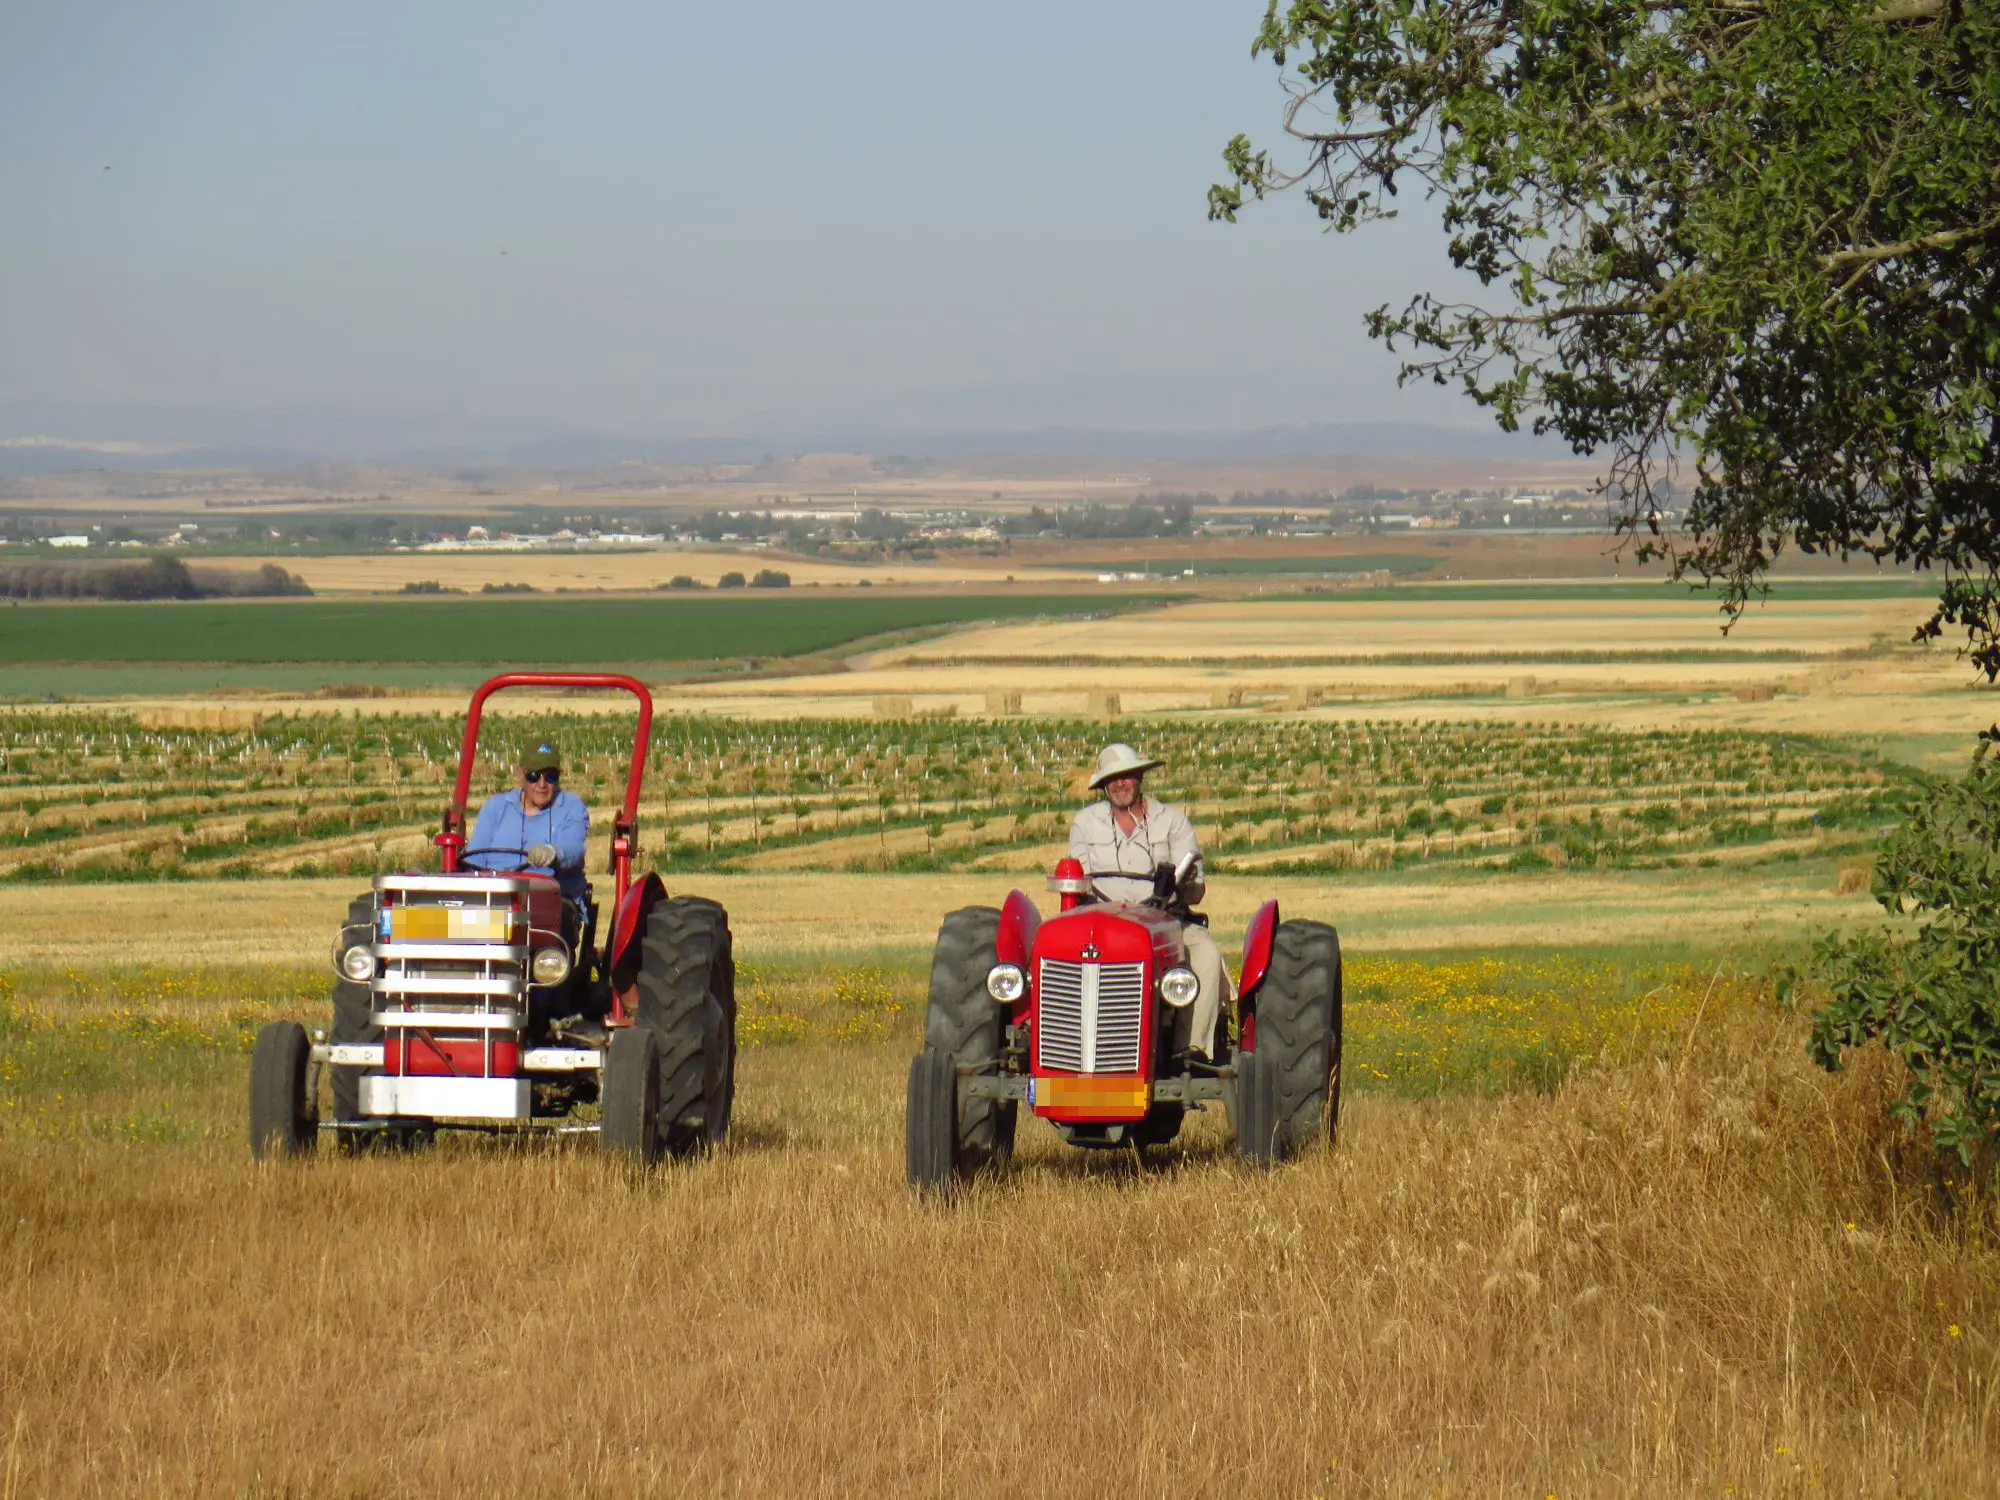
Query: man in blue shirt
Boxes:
[{"xmin": 466, "ymin": 738, "xmax": 591, "ymax": 903}]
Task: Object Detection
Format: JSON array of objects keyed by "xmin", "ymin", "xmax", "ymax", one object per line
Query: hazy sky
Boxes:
[{"xmin": 1, "ymin": 0, "xmax": 1484, "ymax": 440}]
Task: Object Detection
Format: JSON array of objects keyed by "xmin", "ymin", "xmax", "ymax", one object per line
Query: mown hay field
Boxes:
[
  {"xmin": 2, "ymin": 946, "xmax": 1996, "ymax": 1496},
  {"xmin": 288, "ymin": 548, "xmax": 1077, "ymax": 593}
]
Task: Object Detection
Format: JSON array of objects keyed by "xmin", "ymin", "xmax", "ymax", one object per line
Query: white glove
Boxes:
[{"xmin": 525, "ymin": 842, "xmax": 559, "ymax": 868}]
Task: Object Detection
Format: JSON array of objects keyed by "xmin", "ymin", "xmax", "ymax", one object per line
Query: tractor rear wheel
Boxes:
[
  {"xmin": 601, "ymin": 1025, "xmax": 663, "ymax": 1164},
  {"xmin": 1243, "ymin": 919, "xmax": 1343, "ymax": 1161},
  {"xmin": 906, "ymin": 1046, "xmax": 959, "ymax": 1190},
  {"xmin": 249, "ymin": 1020, "xmax": 316, "ymax": 1160},
  {"xmin": 923, "ymin": 906, "xmax": 1016, "ymax": 1172},
  {"xmin": 329, "ymin": 893, "xmax": 379, "ymax": 1139},
  {"xmin": 632, "ymin": 896, "xmax": 736, "ymax": 1156}
]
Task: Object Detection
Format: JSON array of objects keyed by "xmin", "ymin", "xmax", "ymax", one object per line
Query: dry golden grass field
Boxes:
[{"xmin": 3, "ymin": 944, "xmax": 1998, "ymax": 1497}]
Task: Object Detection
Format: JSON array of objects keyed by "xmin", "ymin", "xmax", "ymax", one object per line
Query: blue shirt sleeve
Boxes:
[
  {"xmin": 468, "ymin": 792, "xmax": 516, "ymax": 865},
  {"xmin": 548, "ymin": 791, "xmax": 588, "ymax": 872}
]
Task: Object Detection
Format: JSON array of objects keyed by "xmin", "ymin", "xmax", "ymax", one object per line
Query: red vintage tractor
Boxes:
[
  {"xmin": 905, "ymin": 856, "xmax": 1341, "ymax": 1186},
  {"xmin": 248, "ymin": 671, "xmax": 735, "ymax": 1164}
]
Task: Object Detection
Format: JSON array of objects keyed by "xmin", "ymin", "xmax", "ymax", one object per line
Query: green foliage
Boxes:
[
  {"xmin": 1218, "ymin": 0, "xmax": 2000, "ymax": 671},
  {"xmin": 1806, "ymin": 741, "xmax": 2000, "ymax": 1167}
]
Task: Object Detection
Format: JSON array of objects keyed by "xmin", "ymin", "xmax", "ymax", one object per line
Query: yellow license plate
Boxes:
[
  {"xmin": 1033, "ymin": 1076, "xmax": 1149, "ymax": 1112},
  {"xmin": 390, "ymin": 906, "xmax": 513, "ymax": 942}
]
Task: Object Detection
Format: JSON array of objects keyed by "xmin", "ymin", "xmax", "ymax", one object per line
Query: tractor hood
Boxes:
[{"xmin": 1032, "ymin": 902, "xmax": 1188, "ymax": 972}]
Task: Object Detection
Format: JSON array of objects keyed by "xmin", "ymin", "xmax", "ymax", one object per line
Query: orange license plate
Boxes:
[{"xmin": 1032, "ymin": 1076, "xmax": 1149, "ymax": 1112}]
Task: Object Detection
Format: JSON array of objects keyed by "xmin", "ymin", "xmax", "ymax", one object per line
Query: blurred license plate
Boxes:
[
  {"xmin": 1032, "ymin": 1076, "xmax": 1148, "ymax": 1111},
  {"xmin": 390, "ymin": 907, "xmax": 513, "ymax": 941}
]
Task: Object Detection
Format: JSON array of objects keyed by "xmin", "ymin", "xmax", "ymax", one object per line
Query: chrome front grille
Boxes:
[{"xmin": 1036, "ymin": 959, "xmax": 1146, "ymax": 1073}]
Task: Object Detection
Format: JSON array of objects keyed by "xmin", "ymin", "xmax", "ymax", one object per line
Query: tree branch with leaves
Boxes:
[{"xmin": 1216, "ymin": 0, "xmax": 2000, "ymax": 669}]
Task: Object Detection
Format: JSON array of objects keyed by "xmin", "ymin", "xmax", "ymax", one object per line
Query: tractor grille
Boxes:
[{"xmin": 1036, "ymin": 959, "xmax": 1146, "ymax": 1074}]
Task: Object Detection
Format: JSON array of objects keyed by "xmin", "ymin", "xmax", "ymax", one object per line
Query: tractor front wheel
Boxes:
[
  {"xmin": 1236, "ymin": 919, "xmax": 1342, "ymax": 1164},
  {"xmin": 329, "ymin": 893, "xmax": 379, "ymax": 1145},
  {"xmin": 633, "ymin": 896, "xmax": 736, "ymax": 1156},
  {"xmin": 906, "ymin": 1046, "xmax": 959, "ymax": 1190},
  {"xmin": 923, "ymin": 906, "xmax": 1016, "ymax": 1172},
  {"xmin": 601, "ymin": 1025, "xmax": 664, "ymax": 1165},
  {"xmin": 249, "ymin": 1020, "xmax": 316, "ymax": 1160}
]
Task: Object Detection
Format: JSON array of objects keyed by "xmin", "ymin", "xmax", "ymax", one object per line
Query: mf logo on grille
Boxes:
[{"xmin": 1081, "ymin": 943, "xmax": 1099, "ymax": 960}]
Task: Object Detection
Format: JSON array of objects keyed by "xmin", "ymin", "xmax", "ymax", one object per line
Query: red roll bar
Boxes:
[{"xmin": 438, "ymin": 672, "xmax": 655, "ymax": 911}]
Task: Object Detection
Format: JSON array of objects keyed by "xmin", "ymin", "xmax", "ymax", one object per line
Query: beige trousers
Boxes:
[{"xmin": 1180, "ymin": 922, "xmax": 1232, "ymax": 1059}]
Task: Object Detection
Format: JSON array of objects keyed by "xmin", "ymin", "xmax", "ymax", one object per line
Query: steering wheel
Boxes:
[{"xmin": 461, "ymin": 843, "xmax": 561, "ymax": 867}]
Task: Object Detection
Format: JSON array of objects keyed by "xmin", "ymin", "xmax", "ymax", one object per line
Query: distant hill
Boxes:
[{"xmin": 0, "ymin": 399, "xmax": 1567, "ymax": 477}]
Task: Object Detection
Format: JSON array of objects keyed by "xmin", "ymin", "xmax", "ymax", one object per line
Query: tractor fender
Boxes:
[
  {"xmin": 1237, "ymin": 900, "xmax": 1281, "ymax": 1003},
  {"xmin": 996, "ymin": 888, "xmax": 1041, "ymax": 969},
  {"xmin": 607, "ymin": 870, "xmax": 669, "ymax": 995}
]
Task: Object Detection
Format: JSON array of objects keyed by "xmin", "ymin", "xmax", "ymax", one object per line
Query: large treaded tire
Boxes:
[
  {"xmin": 906, "ymin": 1046, "xmax": 959, "ymax": 1190},
  {"xmin": 923, "ymin": 906, "xmax": 1016, "ymax": 1172},
  {"xmin": 601, "ymin": 1026, "xmax": 664, "ymax": 1165},
  {"xmin": 633, "ymin": 895, "xmax": 736, "ymax": 1157},
  {"xmin": 329, "ymin": 893, "xmax": 378, "ymax": 1130},
  {"xmin": 1244, "ymin": 919, "xmax": 1342, "ymax": 1161},
  {"xmin": 249, "ymin": 1020, "xmax": 316, "ymax": 1160},
  {"xmin": 1234, "ymin": 1044, "xmax": 1280, "ymax": 1167}
]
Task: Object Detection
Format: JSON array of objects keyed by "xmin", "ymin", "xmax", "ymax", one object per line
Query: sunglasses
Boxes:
[{"xmin": 524, "ymin": 768, "xmax": 561, "ymax": 785}]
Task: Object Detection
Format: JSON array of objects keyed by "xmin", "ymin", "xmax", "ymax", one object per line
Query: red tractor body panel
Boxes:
[
  {"xmin": 996, "ymin": 888, "xmax": 1042, "ymax": 968},
  {"xmin": 1238, "ymin": 899, "xmax": 1281, "ymax": 1000},
  {"xmin": 385, "ymin": 1035, "xmax": 524, "ymax": 1078},
  {"xmin": 1028, "ymin": 902, "xmax": 1186, "ymax": 1124}
]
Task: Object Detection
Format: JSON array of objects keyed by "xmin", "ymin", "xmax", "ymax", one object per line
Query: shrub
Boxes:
[
  {"xmin": 717, "ymin": 571, "xmax": 746, "ymax": 589},
  {"xmin": 661, "ymin": 575, "xmax": 699, "ymax": 590},
  {"xmin": 1804, "ymin": 740, "xmax": 2000, "ymax": 1170},
  {"xmin": 750, "ymin": 569, "xmax": 791, "ymax": 589}
]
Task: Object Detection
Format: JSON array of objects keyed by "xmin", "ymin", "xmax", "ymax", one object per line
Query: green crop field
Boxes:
[
  {"xmin": 0, "ymin": 710, "xmax": 1913, "ymax": 884},
  {"xmin": 0, "ymin": 593, "xmax": 1154, "ymax": 668}
]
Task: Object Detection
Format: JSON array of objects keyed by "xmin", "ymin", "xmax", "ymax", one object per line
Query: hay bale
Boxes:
[
  {"xmin": 984, "ymin": 690, "xmax": 1022, "ymax": 715},
  {"xmin": 1287, "ymin": 685, "xmax": 1325, "ymax": 709},
  {"xmin": 1733, "ymin": 683, "xmax": 1777, "ymax": 702},
  {"xmin": 1210, "ymin": 688, "xmax": 1244, "ymax": 708},
  {"xmin": 1087, "ymin": 690, "xmax": 1121, "ymax": 720},
  {"xmin": 1506, "ymin": 675, "xmax": 1538, "ymax": 699},
  {"xmin": 1835, "ymin": 859, "xmax": 1873, "ymax": 896},
  {"xmin": 872, "ymin": 695, "xmax": 914, "ymax": 719}
]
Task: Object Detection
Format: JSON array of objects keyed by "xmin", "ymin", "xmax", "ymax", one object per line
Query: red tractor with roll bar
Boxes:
[
  {"xmin": 248, "ymin": 671, "xmax": 735, "ymax": 1163},
  {"xmin": 905, "ymin": 855, "xmax": 1341, "ymax": 1187}
]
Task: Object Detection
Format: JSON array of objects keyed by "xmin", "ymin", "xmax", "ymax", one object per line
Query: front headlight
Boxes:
[
  {"xmin": 338, "ymin": 944, "xmax": 375, "ymax": 983},
  {"xmin": 1160, "ymin": 966, "xmax": 1200, "ymax": 1008},
  {"xmin": 531, "ymin": 945, "xmax": 573, "ymax": 986},
  {"xmin": 986, "ymin": 963, "xmax": 1026, "ymax": 1003}
]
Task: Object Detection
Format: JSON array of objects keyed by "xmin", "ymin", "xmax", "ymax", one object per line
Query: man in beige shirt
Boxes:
[{"xmin": 1067, "ymin": 742, "xmax": 1233, "ymax": 1061}]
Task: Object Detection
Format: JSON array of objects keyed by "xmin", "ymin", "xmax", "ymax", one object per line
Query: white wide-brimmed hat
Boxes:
[{"xmin": 1088, "ymin": 742, "xmax": 1164, "ymax": 789}]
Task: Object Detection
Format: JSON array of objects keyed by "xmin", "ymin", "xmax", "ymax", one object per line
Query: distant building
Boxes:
[{"xmin": 47, "ymin": 535, "xmax": 90, "ymax": 548}]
